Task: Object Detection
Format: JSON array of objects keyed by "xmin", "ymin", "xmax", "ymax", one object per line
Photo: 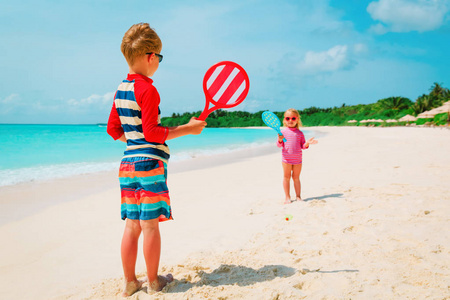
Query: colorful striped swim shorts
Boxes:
[{"xmin": 118, "ymin": 157, "xmax": 172, "ymax": 222}]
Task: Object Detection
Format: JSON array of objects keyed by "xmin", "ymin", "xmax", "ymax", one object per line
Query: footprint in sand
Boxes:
[
  {"xmin": 342, "ymin": 225, "xmax": 355, "ymax": 233},
  {"xmin": 300, "ymin": 268, "xmax": 321, "ymax": 275},
  {"xmin": 308, "ymin": 199, "xmax": 327, "ymax": 206},
  {"xmin": 293, "ymin": 282, "xmax": 304, "ymax": 290}
]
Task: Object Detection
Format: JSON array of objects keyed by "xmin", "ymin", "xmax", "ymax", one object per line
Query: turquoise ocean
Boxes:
[{"xmin": 0, "ymin": 124, "xmax": 290, "ymax": 187}]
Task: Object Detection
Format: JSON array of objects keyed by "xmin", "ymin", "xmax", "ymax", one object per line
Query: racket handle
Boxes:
[
  {"xmin": 198, "ymin": 110, "xmax": 209, "ymax": 121},
  {"xmin": 278, "ymin": 134, "xmax": 287, "ymax": 143}
]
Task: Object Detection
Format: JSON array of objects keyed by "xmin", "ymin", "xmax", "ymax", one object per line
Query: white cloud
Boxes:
[
  {"xmin": 353, "ymin": 43, "xmax": 369, "ymax": 54},
  {"xmin": 367, "ymin": 0, "xmax": 450, "ymax": 33},
  {"xmin": 67, "ymin": 92, "xmax": 115, "ymax": 108},
  {"xmin": 0, "ymin": 93, "xmax": 20, "ymax": 104},
  {"xmin": 0, "ymin": 92, "xmax": 115, "ymax": 120},
  {"xmin": 369, "ymin": 23, "xmax": 389, "ymax": 34},
  {"xmin": 296, "ymin": 45, "xmax": 353, "ymax": 75},
  {"xmin": 230, "ymin": 99, "xmax": 264, "ymax": 113},
  {"xmin": 0, "ymin": 94, "xmax": 21, "ymax": 114}
]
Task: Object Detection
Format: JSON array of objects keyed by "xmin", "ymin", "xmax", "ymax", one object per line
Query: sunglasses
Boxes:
[
  {"xmin": 146, "ymin": 52, "xmax": 163, "ymax": 63},
  {"xmin": 285, "ymin": 117, "xmax": 297, "ymax": 121}
]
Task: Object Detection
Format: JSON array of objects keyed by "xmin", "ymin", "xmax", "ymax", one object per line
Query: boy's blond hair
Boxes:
[
  {"xmin": 283, "ymin": 108, "xmax": 302, "ymax": 128},
  {"xmin": 121, "ymin": 23, "xmax": 162, "ymax": 66}
]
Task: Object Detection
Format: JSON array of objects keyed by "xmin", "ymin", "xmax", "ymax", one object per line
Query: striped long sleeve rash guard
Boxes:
[
  {"xmin": 277, "ymin": 127, "xmax": 308, "ymax": 165},
  {"xmin": 107, "ymin": 73, "xmax": 170, "ymax": 163}
]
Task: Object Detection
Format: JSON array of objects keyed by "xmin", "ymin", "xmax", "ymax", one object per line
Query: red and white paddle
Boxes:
[{"xmin": 198, "ymin": 61, "xmax": 250, "ymax": 120}]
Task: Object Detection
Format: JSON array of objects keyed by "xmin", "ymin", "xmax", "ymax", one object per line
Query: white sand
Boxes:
[{"xmin": 0, "ymin": 126, "xmax": 449, "ymax": 299}]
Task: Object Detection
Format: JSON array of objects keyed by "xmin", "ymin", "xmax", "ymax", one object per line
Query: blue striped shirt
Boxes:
[{"xmin": 114, "ymin": 77, "xmax": 170, "ymax": 163}]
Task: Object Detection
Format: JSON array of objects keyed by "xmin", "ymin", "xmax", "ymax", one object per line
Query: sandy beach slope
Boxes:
[{"xmin": 0, "ymin": 126, "xmax": 449, "ymax": 299}]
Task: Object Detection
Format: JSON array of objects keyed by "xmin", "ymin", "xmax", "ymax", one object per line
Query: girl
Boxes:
[{"xmin": 277, "ymin": 109, "xmax": 317, "ymax": 204}]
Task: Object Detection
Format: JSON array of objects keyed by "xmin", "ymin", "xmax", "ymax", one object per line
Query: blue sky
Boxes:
[{"xmin": 1, "ymin": 0, "xmax": 449, "ymax": 124}]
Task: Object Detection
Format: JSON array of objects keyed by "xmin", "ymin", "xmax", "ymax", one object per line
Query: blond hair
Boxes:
[
  {"xmin": 121, "ymin": 23, "xmax": 162, "ymax": 66},
  {"xmin": 283, "ymin": 108, "xmax": 302, "ymax": 128}
]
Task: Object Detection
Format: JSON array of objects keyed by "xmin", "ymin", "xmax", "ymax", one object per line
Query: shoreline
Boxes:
[
  {"xmin": 0, "ymin": 124, "xmax": 444, "ymax": 226},
  {"xmin": 0, "ymin": 127, "xmax": 321, "ymax": 226},
  {"xmin": 0, "ymin": 141, "xmax": 281, "ymax": 226}
]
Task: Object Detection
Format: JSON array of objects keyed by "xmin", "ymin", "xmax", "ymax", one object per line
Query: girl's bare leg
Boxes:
[
  {"xmin": 292, "ymin": 163, "xmax": 302, "ymax": 201},
  {"xmin": 121, "ymin": 219, "xmax": 143, "ymax": 297},
  {"xmin": 282, "ymin": 162, "xmax": 293, "ymax": 203}
]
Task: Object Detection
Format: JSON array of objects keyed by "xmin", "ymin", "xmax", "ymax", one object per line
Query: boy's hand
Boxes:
[{"xmin": 187, "ymin": 117, "xmax": 207, "ymax": 135}]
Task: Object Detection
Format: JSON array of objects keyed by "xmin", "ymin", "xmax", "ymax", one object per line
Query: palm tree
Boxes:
[
  {"xmin": 430, "ymin": 82, "xmax": 445, "ymax": 97},
  {"xmin": 412, "ymin": 94, "xmax": 435, "ymax": 115},
  {"xmin": 429, "ymin": 82, "xmax": 450, "ymax": 106},
  {"xmin": 378, "ymin": 97, "xmax": 412, "ymax": 110}
]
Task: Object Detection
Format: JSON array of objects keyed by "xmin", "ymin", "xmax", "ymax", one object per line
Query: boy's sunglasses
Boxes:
[
  {"xmin": 285, "ymin": 117, "xmax": 297, "ymax": 121},
  {"xmin": 146, "ymin": 52, "xmax": 163, "ymax": 63}
]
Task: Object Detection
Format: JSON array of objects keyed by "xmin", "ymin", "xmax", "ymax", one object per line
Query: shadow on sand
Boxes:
[
  {"xmin": 302, "ymin": 193, "xmax": 344, "ymax": 202},
  {"xmin": 165, "ymin": 264, "xmax": 296, "ymax": 293},
  {"xmin": 300, "ymin": 268, "xmax": 359, "ymax": 274}
]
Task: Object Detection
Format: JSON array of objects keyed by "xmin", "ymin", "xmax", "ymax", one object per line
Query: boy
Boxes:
[{"xmin": 107, "ymin": 23, "xmax": 206, "ymax": 297}]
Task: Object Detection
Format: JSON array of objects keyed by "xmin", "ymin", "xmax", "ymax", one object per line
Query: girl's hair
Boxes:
[
  {"xmin": 283, "ymin": 108, "xmax": 302, "ymax": 128},
  {"xmin": 121, "ymin": 23, "xmax": 162, "ymax": 66}
]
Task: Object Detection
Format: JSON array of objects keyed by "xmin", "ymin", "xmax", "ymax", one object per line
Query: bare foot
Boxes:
[
  {"xmin": 284, "ymin": 199, "xmax": 292, "ymax": 204},
  {"xmin": 122, "ymin": 278, "xmax": 145, "ymax": 297},
  {"xmin": 149, "ymin": 274, "xmax": 174, "ymax": 292},
  {"xmin": 296, "ymin": 197, "xmax": 303, "ymax": 201}
]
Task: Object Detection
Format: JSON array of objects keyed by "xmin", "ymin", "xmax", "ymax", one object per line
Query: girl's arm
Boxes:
[
  {"xmin": 304, "ymin": 137, "xmax": 318, "ymax": 148},
  {"xmin": 277, "ymin": 135, "xmax": 284, "ymax": 148},
  {"xmin": 277, "ymin": 134, "xmax": 285, "ymax": 147}
]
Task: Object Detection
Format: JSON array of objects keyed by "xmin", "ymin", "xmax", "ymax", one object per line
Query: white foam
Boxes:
[
  {"xmin": 0, "ymin": 141, "xmax": 274, "ymax": 187},
  {"xmin": 0, "ymin": 162, "xmax": 118, "ymax": 187}
]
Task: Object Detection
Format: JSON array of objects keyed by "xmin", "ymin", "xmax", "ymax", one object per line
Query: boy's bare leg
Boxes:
[
  {"xmin": 141, "ymin": 219, "xmax": 173, "ymax": 291},
  {"xmin": 292, "ymin": 164, "xmax": 302, "ymax": 201},
  {"xmin": 121, "ymin": 219, "xmax": 143, "ymax": 297},
  {"xmin": 282, "ymin": 162, "xmax": 293, "ymax": 204}
]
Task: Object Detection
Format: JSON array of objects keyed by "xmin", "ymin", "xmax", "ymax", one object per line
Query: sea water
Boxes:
[{"xmin": 0, "ymin": 124, "xmax": 291, "ymax": 187}]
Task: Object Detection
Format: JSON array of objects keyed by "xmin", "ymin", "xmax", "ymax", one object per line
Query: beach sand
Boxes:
[{"xmin": 1, "ymin": 126, "xmax": 449, "ymax": 299}]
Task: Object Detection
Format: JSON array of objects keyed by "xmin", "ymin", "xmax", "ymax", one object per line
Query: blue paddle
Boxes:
[{"xmin": 262, "ymin": 111, "xmax": 287, "ymax": 142}]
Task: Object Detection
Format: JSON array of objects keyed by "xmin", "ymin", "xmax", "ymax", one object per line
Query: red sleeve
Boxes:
[
  {"xmin": 106, "ymin": 98, "xmax": 124, "ymax": 140},
  {"xmin": 277, "ymin": 140, "xmax": 284, "ymax": 148},
  {"xmin": 137, "ymin": 85, "xmax": 168, "ymax": 144}
]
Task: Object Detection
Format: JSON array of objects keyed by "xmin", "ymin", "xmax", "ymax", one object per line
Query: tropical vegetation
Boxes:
[{"xmin": 161, "ymin": 83, "xmax": 450, "ymax": 127}]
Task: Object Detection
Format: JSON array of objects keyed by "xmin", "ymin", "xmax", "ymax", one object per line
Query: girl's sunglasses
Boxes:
[
  {"xmin": 285, "ymin": 117, "xmax": 297, "ymax": 121},
  {"xmin": 146, "ymin": 52, "xmax": 163, "ymax": 63}
]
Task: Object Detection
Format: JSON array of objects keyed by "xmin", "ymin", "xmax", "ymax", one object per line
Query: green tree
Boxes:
[
  {"xmin": 430, "ymin": 82, "xmax": 445, "ymax": 98},
  {"xmin": 377, "ymin": 97, "xmax": 412, "ymax": 111},
  {"xmin": 412, "ymin": 95, "xmax": 433, "ymax": 115}
]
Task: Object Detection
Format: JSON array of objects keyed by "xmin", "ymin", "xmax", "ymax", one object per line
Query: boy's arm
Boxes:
[
  {"xmin": 166, "ymin": 117, "xmax": 206, "ymax": 140},
  {"xmin": 140, "ymin": 88, "xmax": 169, "ymax": 143},
  {"xmin": 106, "ymin": 101, "xmax": 125, "ymax": 141},
  {"xmin": 140, "ymin": 87, "xmax": 206, "ymax": 142},
  {"xmin": 117, "ymin": 134, "xmax": 127, "ymax": 142}
]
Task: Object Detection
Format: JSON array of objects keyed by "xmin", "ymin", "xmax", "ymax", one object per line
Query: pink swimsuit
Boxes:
[{"xmin": 276, "ymin": 127, "xmax": 308, "ymax": 164}]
